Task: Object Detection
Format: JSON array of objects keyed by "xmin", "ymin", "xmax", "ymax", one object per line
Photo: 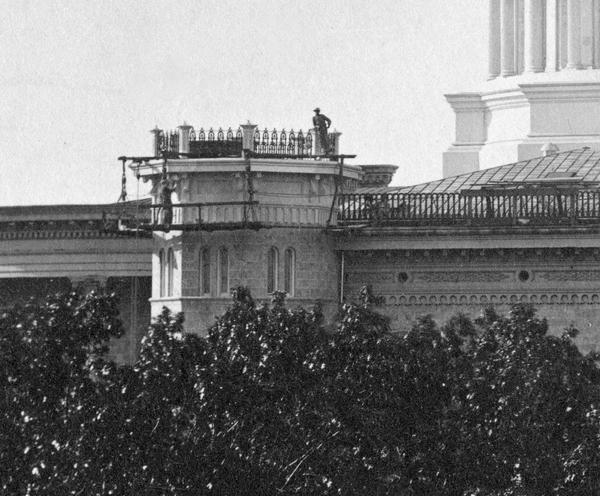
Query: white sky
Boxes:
[{"xmin": 0, "ymin": 0, "xmax": 487, "ymax": 206}]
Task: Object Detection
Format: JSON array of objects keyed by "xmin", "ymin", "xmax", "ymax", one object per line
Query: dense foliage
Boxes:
[{"xmin": 2, "ymin": 287, "xmax": 600, "ymax": 495}]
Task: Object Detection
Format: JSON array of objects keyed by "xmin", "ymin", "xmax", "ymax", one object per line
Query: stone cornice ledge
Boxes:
[
  {"xmin": 136, "ymin": 158, "xmax": 362, "ymax": 180},
  {"xmin": 331, "ymin": 225, "xmax": 600, "ymax": 250},
  {"xmin": 519, "ymin": 82, "xmax": 600, "ymax": 102}
]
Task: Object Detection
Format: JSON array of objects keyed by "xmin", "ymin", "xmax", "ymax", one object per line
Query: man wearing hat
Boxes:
[{"xmin": 312, "ymin": 107, "xmax": 332, "ymax": 155}]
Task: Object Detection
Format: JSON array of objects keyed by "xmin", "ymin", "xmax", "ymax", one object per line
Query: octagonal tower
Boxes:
[{"xmin": 134, "ymin": 123, "xmax": 361, "ymax": 333}]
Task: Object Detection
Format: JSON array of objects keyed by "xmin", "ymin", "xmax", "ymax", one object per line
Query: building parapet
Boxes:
[
  {"xmin": 151, "ymin": 124, "xmax": 341, "ymax": 159},
  {"xmin": 337, "ymin": 186, "xmax": 600, "ymax": 228}
]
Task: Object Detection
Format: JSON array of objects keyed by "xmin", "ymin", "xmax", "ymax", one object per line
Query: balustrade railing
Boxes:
[
  {"xmin": 252, "ymin": 128, "xmax": 314, "ymax": 158},
  {"xmin": 188, "ymin": 127, "xmax": 243, "ymax": 157},
  {"xmin": 156, "ymin": 129, "xmax": 180, "ymax": 154},
  {"xmin": 154, "ymin": 125, "xmax": 330, "ymax": 159},
  {"xmin": 337, "ymin": 190, "xmax": 600, "ymax": 227}
]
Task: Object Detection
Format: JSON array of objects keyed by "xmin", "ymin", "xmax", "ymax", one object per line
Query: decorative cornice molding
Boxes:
[
  {"xmin": 416, "ymin": 271, "xmax": 511, "ymax": 283},
  {"xmin": 380, "ymin": 293, "xmax": 600, "ymax": 306},
  {"xmin": 0, "ymin": 230, "xmax": 121, "ymax": 240},
  {"xmin": 344, "ymin": 247, "xmax": 600, "ymax": 262}
]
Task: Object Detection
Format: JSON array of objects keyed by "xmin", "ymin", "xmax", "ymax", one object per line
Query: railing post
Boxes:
[
  {"xmin": 467, "ymin": 196, "xmax": 473, "ymax": 226},
  {"xmin": 150, "ymin": 126, "xmax": 162, "ymax": 157},
  {"xmin": 241, "ymin": 122, "xmax": 258, "ymax": 154},
  {"xmin": 329, "ymin": 130, "xmax": 342, "ymax": 155},
  {"xmin": 311, "ymin": 127, "xmax": 320, "ymax": 156},
  {"xmin": 511, "ymin": 195, "xmax": 517, "ymax": 225},
  {"xmin": 177, "ymin": 123, "xmax": 192, "ymax": 154}
]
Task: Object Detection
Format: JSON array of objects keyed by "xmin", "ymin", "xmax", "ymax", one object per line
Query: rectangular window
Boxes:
[
  {"xmin": 167, "ymin": 248, "xmax": 174, "ymax": 297},
  {"xmin": 159, "ymin": 250, "xmax": 165, "ymax": 297},
  {"xmin": 267, "ymin": 247, "xmax": 278, "ymax": 293},
  {"xmin": 284, "ymin": 248, "xmax": 295, "ymax": 296},
  {"xmin": 218, "ymin": 247, "xmax": 229, "ymax": 295},
  {"xmin": 200, "ymin": 248, "xmax": 211, "ymax": 295}
]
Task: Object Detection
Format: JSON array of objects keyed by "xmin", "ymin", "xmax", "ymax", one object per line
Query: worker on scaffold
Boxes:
[
  {"xmin": 312, "ymin": 107, "xmax": 332, "ymax": 155},
  {"xmin": 158, "ymin": 175, "xmax": 175, "ymax": 231}
]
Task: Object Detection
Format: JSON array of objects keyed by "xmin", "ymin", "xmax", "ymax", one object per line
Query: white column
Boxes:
[
  {"xmin": 546, "ymin": 0, "xmax": 559, "ymax": 71},
  {"xmin": 524, "ymin": 0, "xmax": 544, "ymax": 71},
  {"xmin": 594, "ymin": 0, "xmax": 600, "ymax": 68},
  {"xmin": 566, "ymin": 0, "xmax": 583, "ymax": 68},
  {"xmin": 580, "ymin": 0, "xmax": 594, "ymax": 67},
  {"xmin": 501, "ymin": 0, "xmax": 517, "ymax": 76},
  {"xmin": 489, "ymin": 0, "xmax": 502, "ymax": 78},
  {"xmin": 559, "ymin": 0, "xmax": 569, "ymax": 68},
  {"xmin": 516, "ymin": 0, "xmax": 525, "ymax": 73}
]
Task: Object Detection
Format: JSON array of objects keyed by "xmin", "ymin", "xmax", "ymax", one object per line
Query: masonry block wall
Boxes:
[
  {"xmin": 106, "ymin": 276, "xmax": 152, "ymax": 364},
  {"xmin": 152, "ymin": 228, "xmax": 339, "ymax": 334},
  {"xmin": 343, "ymin": 248, "xmax": 600, "ymax": 354}
]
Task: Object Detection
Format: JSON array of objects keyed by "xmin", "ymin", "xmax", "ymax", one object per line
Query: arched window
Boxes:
[
  {"xmin": 167, "ymin": 248, "xmax": 175, "ymax": 297},
  {"xmin": 218, "ymin": 247, "xmax": 229, "ymax": 295},
  {"xmin": 267, "ymin": 246, "xmax": 279, "ymax": 293},
  {"xmin": 284, "ymin": 248, "xmax": 295, "ymax": 296},
  {"xmin": 199, "ymin": 247, "xmax": 211, "ymax": 295},
  {"xmin": 158, "ymin": 249, "xmax": 165, "ymax": 297}
]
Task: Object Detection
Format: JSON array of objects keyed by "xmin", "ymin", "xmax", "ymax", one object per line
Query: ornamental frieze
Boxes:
[
  {"xmin": 377, "ymin": 293, "xmax": 600, "ymax": 306},
  {"xmin": 0, "ymin": 230, "xmax": 118, "ymax": 240},
  {"xmin": 346, "ymin": 272, "xmax": 396, "ymax": 284},
  {"xmin": 416, "ymin": 271, "xmax": 511, "ymax": 283},
  {"xmin": 539, "ymin": 271, "xmax": 600, "ymax": 281}
]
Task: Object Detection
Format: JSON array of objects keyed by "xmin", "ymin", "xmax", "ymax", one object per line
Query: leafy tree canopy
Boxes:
[{"xmin": 2, "ymin": 287, "xmax": 600, "ymax": 495}]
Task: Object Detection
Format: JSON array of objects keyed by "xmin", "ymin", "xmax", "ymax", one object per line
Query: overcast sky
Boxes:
[{"xmin": 0, "ymin": 0, "xmax": 487, "ymax": 206}]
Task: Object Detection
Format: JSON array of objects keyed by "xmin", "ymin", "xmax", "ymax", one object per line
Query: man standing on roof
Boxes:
[{"xmin": 312, "ymin": 107, "xmax": 332, "ymax": 155}]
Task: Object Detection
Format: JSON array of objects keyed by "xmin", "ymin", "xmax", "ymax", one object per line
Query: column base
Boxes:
[{"xmin": 524, "ymin": 67, "xmax": 545, "ymax": 73}]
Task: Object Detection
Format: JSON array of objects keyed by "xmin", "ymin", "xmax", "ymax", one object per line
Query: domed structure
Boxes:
[{"xmin": 444, "ymin": 0, "xmax": 600, "ymax": 177}]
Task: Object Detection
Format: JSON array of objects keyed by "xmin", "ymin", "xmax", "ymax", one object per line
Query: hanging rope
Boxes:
[{"xmin": 128, "ymin": 160, "xmax": 143, "ymax": 359}]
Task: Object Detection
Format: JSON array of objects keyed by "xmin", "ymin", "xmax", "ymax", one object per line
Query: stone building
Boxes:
[
  {"xmin": 3, "ymin": 0, "xmax": 600, "ymax": 360},
  {"xmin": 0, "ymin": 202, "xmax": 152, "ymax": 363}
]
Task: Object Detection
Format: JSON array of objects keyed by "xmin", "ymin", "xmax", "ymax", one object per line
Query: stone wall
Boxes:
[
  {"xmin": 106, "ymin": 276, "xmax": 152, "ymax": 364},
  {"xmin": 152, "ymin": 228, "xmax": 339, "ymax": 334},
  {"xmin": 343, "ymin": 248, "xmax": 600, "ymax": 354}
]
